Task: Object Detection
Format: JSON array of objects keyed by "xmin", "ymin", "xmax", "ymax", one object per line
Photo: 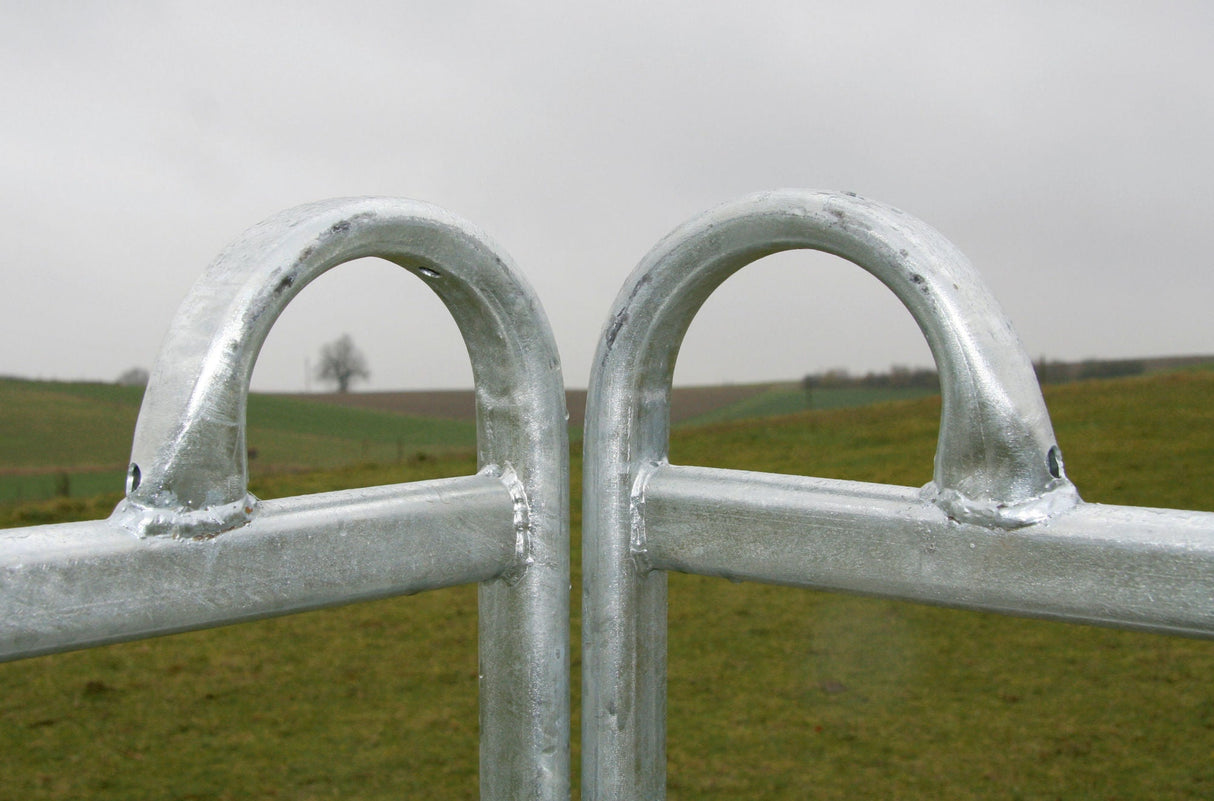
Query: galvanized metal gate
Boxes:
[
  {"xmin": 0, "ymin": 198, "xmax": 570, "ymax": 801},
  {"xmin": 3, "ymin": 190, "xmax": 1213, "ymax": 800},
  {"xmin": 581, "ymin": 190, "xmax": 1214, "ymax": 800}
]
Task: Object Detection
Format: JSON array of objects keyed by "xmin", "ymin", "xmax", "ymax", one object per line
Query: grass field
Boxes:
[
  {"xmin": 1, "ymin": 371, "xmax": 1213, "ymax": 798},
  {"xmin": 676, "ymin": 382, "xmax": 940, "ymax": 427},
  {"xmin": 0, "ymin": 378, "xmax": 478, "ymax": 504},
  {"xmin": 0, "ymin": 377, "xmax": 891, "ymax": 503}
]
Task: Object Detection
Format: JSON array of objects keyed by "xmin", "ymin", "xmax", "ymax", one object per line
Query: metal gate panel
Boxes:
[
  {"xmin": 0, "ymin": 198, "xmax": 569, "ymax": 801},
  {"xmin": 581, "ymin": 189, "xmax": 1214, "ymax": 800}
]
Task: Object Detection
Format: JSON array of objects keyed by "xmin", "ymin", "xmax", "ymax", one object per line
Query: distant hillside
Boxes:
[
  {"xmin": 1133, "ymin": 354, "xmax": 1214, "ymax": 373},
  {"xmin": 1033, "ymin": 354, "xmax": 1214, "ymax": 384},
  {"xmin": 4, "ymin": 353, "xmax": 1211, "ymax": 504},
  {"xmin": 287, "ymin": 384, "xmax": 776, "ymax": 429},
  {"xmin": 0, "ymin": 378, "xmax": 476, "ymax": 504},
  {"xmin": 294, "ymin": 355, "xmax": 1214, "ymax": 427}
]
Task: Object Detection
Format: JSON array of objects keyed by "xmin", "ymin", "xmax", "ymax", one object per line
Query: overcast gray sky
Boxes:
[{"xmin": 2, "ymin": 1, "xmax": 1211, "ymax": 392}]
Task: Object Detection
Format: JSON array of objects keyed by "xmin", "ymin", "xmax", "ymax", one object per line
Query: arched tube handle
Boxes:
[
  {"xmin": 112, "ymin": 197, "xmax": 565, "ymax": 538},
  {"xmin": 589, "ymin": 189, "xmax": 1079, "ymax": 528}
]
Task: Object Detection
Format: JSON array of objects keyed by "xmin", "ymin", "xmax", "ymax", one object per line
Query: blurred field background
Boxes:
[
  {"xmin": 1, "ymin": 369, "xmax": 1213, "ymax": 798},
  {"xmin": 0, "ymin": 377, "xmax": 941, "ymax": 505}
]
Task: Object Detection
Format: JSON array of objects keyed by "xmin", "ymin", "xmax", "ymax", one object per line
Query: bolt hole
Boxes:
[
  {"xmin": 418, "ymin": 267, "xmax": 440, "ymax": 279},
  {"xmin": 126, "ymin": 463, "xmax": 141, "ymax": 494},
  {"xmin": 1047, "ymin": 446, "xmax": 1064, "ymax": 480}
]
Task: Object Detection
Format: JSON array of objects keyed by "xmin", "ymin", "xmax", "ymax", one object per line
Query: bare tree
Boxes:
[
  {"xmin": 316, "ymin": 334, "xmax": 370, "ymax": 393},
  {"xmin": 116, "ymin": 367, "xmax": 149, "ymax": 387}
]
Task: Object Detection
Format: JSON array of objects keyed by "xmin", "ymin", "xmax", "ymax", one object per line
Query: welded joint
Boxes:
[
  {"xmin": 923, "ymin": 479, "xmax": 1081, "ymax": 530},
  {"xmin": 923, "ymin": 444, "xmax": 1081, "ymax": 529},
  {"xmin": 109, "ymin": 487, "xmax": 259, "ymax": 540},
  {"xmin": 483, "ymin": 462, "xmax": 533, "ymax": 584},
  {"xmin": 628, "ymin": 460, "xmax": 664, "ymax": 573}
]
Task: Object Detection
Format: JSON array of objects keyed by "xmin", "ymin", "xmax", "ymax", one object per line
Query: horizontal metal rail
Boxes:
[
  {"xmin": 639, "ymin": 464, "xmax": 1214, "ymax": 638},
  {"xmin": 0, "ymin": 473, "xmax": 517, "ymax": 661}
]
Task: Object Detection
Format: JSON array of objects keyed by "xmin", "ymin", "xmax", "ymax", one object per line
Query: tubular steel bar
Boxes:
[
  {"xmin": 1, "ymin": 476, "xmax": 515, "ymax": 659},
  {"xmin": 640, "ymin": 465, "xmax": 1214, "ymax": 638},
  {"xmin": 581, "ymin": 189, "xmax": 1214, "ymax": 800},
  {"xmin": 0, "ymin": 198, "xmax": 569, "ymax": 801}
]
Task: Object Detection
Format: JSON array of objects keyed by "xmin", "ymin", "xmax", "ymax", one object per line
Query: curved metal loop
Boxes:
[
  {"xmin": 105, "ymin": 197, "xmax": 570, "ymax": 801},
  {"xmin": 588, "ymin": 189, "xmax": 1078, "ymax": 527},
  {"xmin": 111, "ymin": 197, "xmax": 566, "ymax": 538},
  {"xmin": 582, "ymin": 189, "xmax": 1081, "ymax": 801}
]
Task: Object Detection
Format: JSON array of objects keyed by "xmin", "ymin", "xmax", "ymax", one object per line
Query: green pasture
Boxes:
[
  {"xmin": 241, "ymin": 393, "xmax": 476, "ymax": 469},
  {"xmin": 0, "ymin": 378, "xmax": 476, "ymax": 503},
  {"xmin": 1, "ymin": 371, "xmax": 1213, "ymax": 798},
  {"xmin": 679, "ymin": 382, "xmax": 939, "ymax": 426},
  {"xmin": 0, "ymin": 376, "xmax": 934, "ymax": 503},
  {"xmin": 0, "ymin": 380, "xmax": 143, "ymax": 471}
]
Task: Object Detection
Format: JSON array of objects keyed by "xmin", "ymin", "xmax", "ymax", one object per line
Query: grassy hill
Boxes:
[
  {"xmin": 285, "ymin": 384, "xmax": 782, "ymax": 429},
  {"xmin": 0, "ymin": 377, "xmax": 915, "ymax": 503},
  {"xmin": 0, "ymin": 378, "xmax": 477, "ymax": 504},
  {"xmin": 1, "ymin": 370, "xmax": 1213, "ymax": 798},
  {"xmin": 675, "ymin": 381, "xmax": 939, "ymax": 426}
]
